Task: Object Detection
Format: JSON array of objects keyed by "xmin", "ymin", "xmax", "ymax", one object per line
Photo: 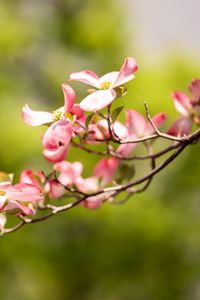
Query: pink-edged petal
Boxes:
[
  {"xmin": 117, "ymin": 142, "xmax": 138, "ymax": 157},
  {"xmin": 43, "ymin": 119, "xmax": 72, "ymax": 151},
  {"xmin": 113, "ymin": 57, "xmax": 138, "ymax": 87},
  {"xmin": 70, "ymin": 104, "xmax": 84, "ymax": 120},
  {"xmin": 167, "ymin": 117, "xmax": 193, "ymax": 136},
  {"xmin": 126, "ymin": 109, "xmax": 147, "ymax": 136},
  {"xmin": 54, "ymin": 161, "xmax": 83, "ymax": 186},
  {"xmin": 0, "ymin": 213, "xmax": 6, "ymax": 231},
  {"xmin": 46, "ymin": 179, "xmax": 66, "ymax": 199},
  {"xmin": 80, "ymin": 89, "xmax": 116, "ymax": 112},
  {"xmin": 43, "ymin": 144, "xmax": 68, "ymax": 163},
  {"xmin": 6, "ymin": 183, "xmax": 43, "ymax": 202},
  {"xmin": 189, "ymin": 79, "xmax": 200, "ymax": 103},
  {"xmin": 172, "ymin": 92, "xmax": 192, "ymax": 116},
  {"xmin": 93, "ymin": 157, "xmax": 119, "ymax": 184},
  {"xmin": 3, "ymin": 201, "xmax": 34, "ymax": 216},
  {"xmin": 22, "ymin": 104, "xmax": 54, "ymax": 126},
  {"xmin": 145, "ymin": 112, "xmax": 167, "ymax": 135},
  {"xmin": 69, "ymin": 70, "xmax": 101, "ymax": 88},
  {"xmin": 99, "ymin": 72, "xmax": 119, "ymax": 87},
  {"xmin": 20, "ymin": 169, "xmax": 41, "ymax": 187},
  {"xmin": 62, "ymin": 84, "xmax": 75, "ymax": 113},
  {"xmin": 75, "ymin": 177, "xmax": 99, "ymax": 193}
]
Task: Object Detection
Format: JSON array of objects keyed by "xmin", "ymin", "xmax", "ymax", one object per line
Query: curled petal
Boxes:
[
  {"xmin": 80, "ymin": 89, "xmax": 116, "ymax": 112},
  {"xmin": 43, "ymin": 144, "xmax": 68, "ymax": 163},
  {"xmin": 189, "ymin": 79, "xmax": 200, "ymax": 103},
  {"xmin": 126, "ymin": 110, "xmax": 147, "ymax": 136},
  {"xmin": 93, "ymin": 157, "xmax": 119, "ymax": 184},
  {"xmin": 43, "ymin": 120, "xmax": 72, "ymax": 151},
  {"xmin": 62, "ymin": 84, "xmax": 75, "ymax": 113},
  {"xmin": 70, "ymin": 104, "xmax": 84, "ymax": 120},
  {"xmin": 69, "ymin": 70, "xmax": 101, "ymax": 89},
  {"xmin": 113, "ymin": 57, "xmax": 138, "ymax": 87},
  {"xmin": 22, "ymin": 104, "xmax": 54, "ymax": 126},
  {"xmin": 167, "ymin": 117, "xmax": 193, "ymax": 136},
  {"xmin": 172, "ymin": 92, "xmax": 192, "ymax": 116}
]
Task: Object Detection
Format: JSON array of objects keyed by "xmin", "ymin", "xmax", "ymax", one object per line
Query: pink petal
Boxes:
[
  {"xmin": 3, "ymin": 201, "xmax": 34, "ymax": 216},
  {"xmin": 70, "ymin": 104, "xmax": 84, "ymax": 120},
  {"xmin": 117, "ymin": 142, "xmax": 138, "ymax": 157},
  {"xmin": 113, "ymin": 57, "xmax": 138, "ymax": 87},
  {"xmin": 126, "ymin": 110, "xmax": 147, "ymax": 136},
  {"xmin": 6, "ymin": 183, "xmax": 43, "ymax": 202},
  {"xmin": 69, "ymin": 70, "xmax": 101, "ymax": 88},
  {"xmin": 99, "ymin": 72, "xmax": 119, "ymax": 87},
  {"xmin": 54, "ymin": 161, "xmax": 83, "ymax": 186},
  {"xmin": 93, "ymin": 157, "xmax": 119, "ymax": 184},
  {"xmin": 75, "ymin": 177, "xmax": 99, "ymax": 193},
  {"xmin": 43, "ymin": 119, "xmax": 72, "ymax": 151},
  {"xmin": 113, "ymin": 121, "xmax": 129, "ymax": 139},
  {"xmin": 189, "ymin": 79, "xmax": 200, "ymax": 103},
  {"xmin": 167, "ymin": 117, "xmax": 193, "ymax": 136},
  {"xmin": 172, "ymin": 92, "xmax": 192, "ymax": 116},
  {"xmin": 145, "ymin": 112, "xmax": 167, "ymax": 135},
  {"xmin": 43, "ymin": 144, "xmax": 68, "ymax": 163},
  {"xmin": 46, "ymin": 179, "xmax": 66, "ymax": 199},
  {"xmin": 80, "ymin": 89, "xmax": 116, "ymax": 112},
  {"xmin": 62, "ymin": 84, "xmax": 75, "ymax": 113},
  {"xmin": 20, "ymin": 169, "xmax": 41, "ymax": 187},
  {"xmin": 22, "ymin": 104, "xmax": 54, "ymax": 126}
]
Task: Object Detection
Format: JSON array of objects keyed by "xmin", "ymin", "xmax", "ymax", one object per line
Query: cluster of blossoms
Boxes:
[{"xmin": 1, "ymin": 57, "xmax": 200, "ymax": 234}]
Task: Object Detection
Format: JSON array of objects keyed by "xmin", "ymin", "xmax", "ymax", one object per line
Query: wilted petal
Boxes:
[
  {"xmin": 62, "ymin": 84, "xmax": 75, "ymax": 113},
  {"xmin": 172, "ymin": 92, "xmax": 192, "ymax": 116},
  {"xmin": 43, "ymin": 144, "xmax": 68, "ymax": 163},
  {"xmin": 43, "ymin": 119, "xmax": 72, "ymax": 151},
  {"xmin": 126, "ymin": 110, "xmax": 147, "ymax": 136},
  {"xmin": 22, "ymin": 104, "xmax": 54, "ymax": 126},
  {"xmin": 93, "ymin": 157, "xmax": 119, "ymax": 184},
  {"xmin": 69, "ymin": 70, "xmax": 101, "ymax": 88},
  {"xmin": 167, "ymin": 117, "xmax": 193, "ymax": 136},
  {"xmin": 189, "ymin": 79, "xmax": 200, "ymax": 103},
  {"xmin": 80, "ymin": 89, "xmax": 116, "ymax": 112},
  {"xmin": 113, "ymin": 57, "xmax": 138, "ymax": 87}
]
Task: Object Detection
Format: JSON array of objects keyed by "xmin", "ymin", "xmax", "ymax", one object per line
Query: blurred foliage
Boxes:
[{"xmin": 0, "ymin": 1, "xmax": 200, "ymax": 300}]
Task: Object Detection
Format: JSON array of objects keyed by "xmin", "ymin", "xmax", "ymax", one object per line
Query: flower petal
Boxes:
[
  {"xmin": 93, "ymin": 157, "xmax": 119, "ymax": 184},
  {"xmin": 75, "ymin": 177, "xmax": 99, "ymax": 193},
  {"xmin": 189, "ymin": 79, "xmax": 200, "ymax": 103},
  {"xmin": 54, "ymin": 161, "xmax": 83, "ymax": 186},
  {"xmin": 70, "ymin": 104, "xmax": 84, "ymax": 120},
  {"xmin": 80, "ymin": 89, "xmax": 116, "ymax": 112},
  {"xmin": 145, "ymin": 112, "xmax": 167, "ymax": 135},
  {"xmin": 22, "ymin": 104, "xmax": 54, "ymax": 126},
  {"xmin": 126, "ymin": 110, "xmax": 147, "ymax": 136},
  {"xmin": 69, "ymin": 70, "xmax": 101, "ymax": 88},
  {"xmin": 43, "ymin": 145, "xmax": 68, "ymax": 163},
  {"xmin": 43, "ymin": 119, "xmax": 72, "ymax": 151},
  {"xmin": 117, "ymin": 142, "xmax": 138, "ymax": 157},
  {"xmin": 99, "ymin": 72, "xmax": 119, "ymax": 87},
  {"xmin": 167, "ymin": 117, "xmax": 193, "ymax": 136},
  {"xmin": 62, "ymin": 84, "xmax": 75, "ymax": 113},
  {"xmin": 113, "ymin": 57, "xmax": 138, "ymax": 87},
  {"xmin": 172, "ymin": 92, "xmax": 192, "ymax": 116}
]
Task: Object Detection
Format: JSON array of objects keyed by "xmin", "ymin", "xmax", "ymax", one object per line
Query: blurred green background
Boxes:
[{"xmin": 1, "ymin": 1, "xmax": 200, "ymax": 299}]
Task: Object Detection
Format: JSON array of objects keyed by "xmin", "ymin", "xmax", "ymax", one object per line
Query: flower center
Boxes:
[
  {"xmin": 52, "ymin": 110, "xmax": 62, "ymax": 121},
  {"xmin": 0, "ymin": 190, "xmax": 6, "ymax": 196},
  {"xmin": 100, "ymin": 81, "xmax": 112, "ymax": 90}
]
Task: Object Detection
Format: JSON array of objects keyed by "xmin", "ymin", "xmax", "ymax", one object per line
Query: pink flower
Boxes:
[
  {"xmin": 22, "ymin": 85, "xmax": 84, "ymax": 162},
  {"xmin": 0, "ymin": 182, "xmax": 43, "ymax": 216},
  {"xmin": 117, "ymin": 110, "xmax": 167, "ymax": 156},
  {"xmin": 20, "ymin": 169, "xmax": 45, "ymax": 188},
  {"xmin": 93, "ymin": 157, "xmax": 119, "ymax": 184},
  {"xmin": 168, "ymin": 81, "xmax": 200, "ymax": 136},
  {"xmin": 54, "ymin": 161, "xmax": 83, "ymax": 186},
  {"xmin": 69, "ymin": 57, "xmax": 138, "ymax": 112}
]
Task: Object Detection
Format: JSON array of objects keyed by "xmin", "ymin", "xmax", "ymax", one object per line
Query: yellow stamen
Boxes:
[{"xmin": 100, "ymin": 81, "xmax": 112, "ymax": 90}]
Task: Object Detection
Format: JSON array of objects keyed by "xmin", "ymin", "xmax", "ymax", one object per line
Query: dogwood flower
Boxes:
[
  {"xmin": 69, "ymin": 57, "xmax": 138, "ymax": 112},
  {"xmin": 168, "ymin": 79, "xmax": 200, "ymax": 136},
  {"xmin": 22, "ymin": 85, "xmax": 84, "ymax": 162},
  {"xmin": 117, "ymin": 109, "xmax": 166, "ymax": 156},
  {"xmin": 93, "ymin": 157, "xmax": 119, "ymax": 184}
]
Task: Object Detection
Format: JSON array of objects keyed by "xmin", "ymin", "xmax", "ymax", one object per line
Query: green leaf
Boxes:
[{"xmin": 111, "ymin": 106, "xmax": 124, "ymax": 123}]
